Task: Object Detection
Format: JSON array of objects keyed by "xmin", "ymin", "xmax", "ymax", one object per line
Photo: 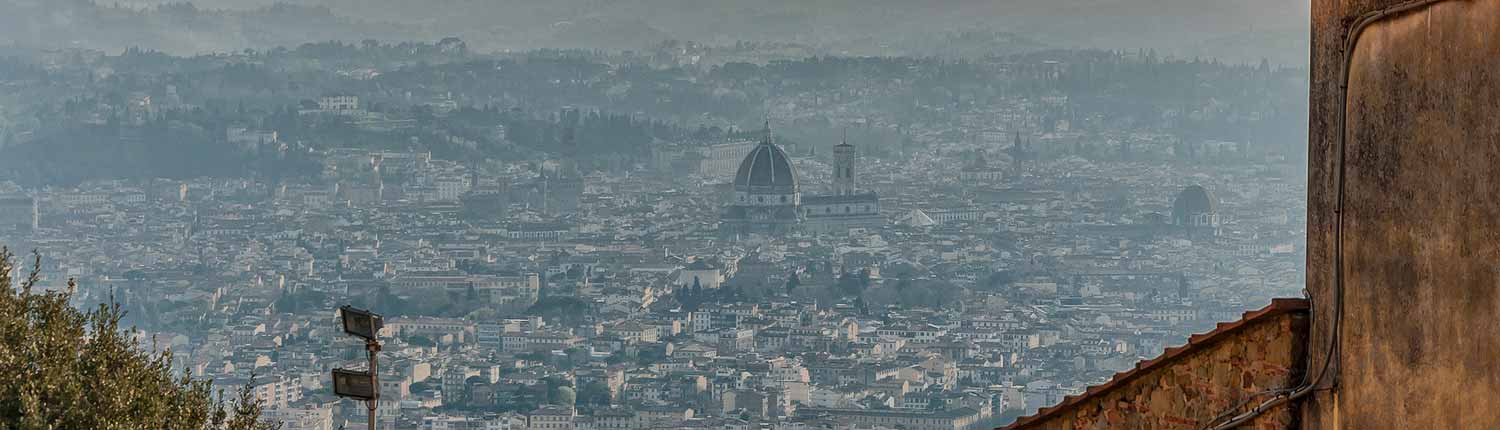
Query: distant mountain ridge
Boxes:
[
  {"xmin": 0, "ymin": 0, "xmax": 1309, "ymax": 65},
  {"xmin": 0, "ymin": 1, "xmax": 423, "ymax": 54}
]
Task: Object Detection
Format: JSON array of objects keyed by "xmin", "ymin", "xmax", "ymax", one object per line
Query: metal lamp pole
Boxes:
[
  {"xmin": 333, "ymin": 305, "xmax": 384, "ymax": 430},
  {"xmin": 366, "ymin": 338, "xmax": 380, "ymax": 430}
]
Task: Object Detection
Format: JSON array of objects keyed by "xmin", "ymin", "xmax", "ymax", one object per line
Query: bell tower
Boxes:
[{"xmin": 834, "ymin": 130, "xmax": 856, "ymax": 196}]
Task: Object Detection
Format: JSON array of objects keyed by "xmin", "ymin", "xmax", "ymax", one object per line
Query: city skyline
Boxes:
[{"xmin": 0, "ymin": 1, "xmax": 1331, "ymax": 430}]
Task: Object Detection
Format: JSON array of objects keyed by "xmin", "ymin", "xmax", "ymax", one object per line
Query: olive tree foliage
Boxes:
[{"xmin": 0, "ymin": 248, "xmax": 279, "ymax": 430}]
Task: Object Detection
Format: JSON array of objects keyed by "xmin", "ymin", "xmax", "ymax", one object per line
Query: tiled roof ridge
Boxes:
[{"xmin": 999, "ymin": 297, "xmax": 1310, "ymax": 430}]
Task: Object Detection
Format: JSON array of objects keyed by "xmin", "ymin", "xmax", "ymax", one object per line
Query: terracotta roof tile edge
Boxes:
[{"xmin": 998, "ymin": 297, "xmax": 1310, "ymax": 430}]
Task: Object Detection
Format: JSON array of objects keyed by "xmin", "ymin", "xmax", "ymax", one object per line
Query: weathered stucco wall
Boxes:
[
  {"xmin": 1307, "ymin": 0, "xmax": 1500, "ymax": 428},
  {"xmin": 1006, "ymin": 301, "xmax": 1308, "ymax": 430}
]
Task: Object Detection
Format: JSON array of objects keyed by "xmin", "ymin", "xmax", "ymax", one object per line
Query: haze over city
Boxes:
[{"xmin": 8, "ymin": 0, "xmax": 1420, "ymax": 429}]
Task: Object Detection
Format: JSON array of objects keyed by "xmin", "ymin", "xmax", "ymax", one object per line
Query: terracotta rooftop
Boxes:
[{"xmin": 1000, "ymin": 297, "xmax": 1311, "ymax": 430}]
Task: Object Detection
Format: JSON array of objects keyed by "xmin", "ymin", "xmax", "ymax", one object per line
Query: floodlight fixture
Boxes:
[
  {"xmin": 331, "ymin": 368, "xmax": 377, "ymax": 400},
  {"xmin": 340, "ymin": 305, "xmax": 383, "ymax": 341},
  {"xmin": 334, "ymin": 304, "xmax": 385, "ymax": 430}
]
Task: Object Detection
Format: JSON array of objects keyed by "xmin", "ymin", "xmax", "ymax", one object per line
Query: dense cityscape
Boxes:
[{"xmin": 0, "ymin": 5, "xmax": 1310, "ymax": 429}]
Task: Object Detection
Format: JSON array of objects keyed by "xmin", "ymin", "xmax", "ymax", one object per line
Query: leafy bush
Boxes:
[{"xmin": 0, "ymin": 248, "xmax": 278, "ymax": 430}]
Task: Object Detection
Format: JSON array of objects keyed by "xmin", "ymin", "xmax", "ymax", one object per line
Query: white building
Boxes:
[
  {"xmin": 676, "ymin": 259, "xmax": 725, "ymax": 289},
  {"xmin": 318, "ymin": 95, "xmax": 360, "ymax": 113},
  {"xmin": 227, "ymin": 127, "xmax": 279, "ymax": 150},
  {"xmin": 263, "ymin": 402, "xmax": 334, "ymax": 430}
]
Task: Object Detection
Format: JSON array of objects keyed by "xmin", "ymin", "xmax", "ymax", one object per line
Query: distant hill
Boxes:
[
  {"xmin": 1, "ymin": 0, "xmax": 1309, "ymax": 65},
  {"xmin": 0, "ymin": 0, "xmax": 423, "ymax": 54}
]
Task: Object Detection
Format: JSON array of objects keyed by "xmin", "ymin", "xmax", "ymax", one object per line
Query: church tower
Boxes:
[
  {"xmin": 560, "ymin": 124, "xmax": 579, "ymax": 178},
  {"xmin": 833, "ymin": 131, "xmax": 857, "ymax": 196}
]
